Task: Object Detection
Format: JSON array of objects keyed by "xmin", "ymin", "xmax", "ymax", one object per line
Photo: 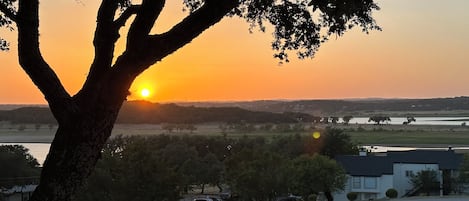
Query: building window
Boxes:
[
  {"xmin": 364, "ymin": 177, "xmax": 377, "ymax": 189},
  {"xmin": 405, "ymin": 170, "xmax": 414, "ymax": 177},
  {"xmin": 352, "ymin": 177, "xmax": 361, "ymax": 189}
]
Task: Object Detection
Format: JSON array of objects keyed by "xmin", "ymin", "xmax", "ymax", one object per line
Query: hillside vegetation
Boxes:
[{"xmin": 1, "ymin": 97, "xmax": 469, "ymax": 124}]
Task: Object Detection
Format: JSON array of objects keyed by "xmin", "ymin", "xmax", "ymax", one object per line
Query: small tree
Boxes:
[
  {"xmin": 457, "ymin": 154, "xmax": 469, "ymax": 193},
  {"xmin": 320, "ymin": 128, "xmax": 359, "ymax": 158},
  {"xmin": 410, "ymin": 170, "xmax": 440, "ymax": 196},
  {"xmin": 161, "ymin": 123, "xmax": 175, "ymax": 133},
  {"xmin": 185, "ymin": 124, "xmax": 197, "ymax": 133},
  {"xmin": 346, "ymin": 192, "xmax": 358, "ymax": 201},
  {"xmin": 403, "ymin": 116, "xmax": 416, "ymax": 125},
  {"xmin": 0, "ymin": 145, "xmax": 41, "ymax": 188},
  {"xmin": 385, "ymin": 188, "xmax": 398, "ymax": 198},
  {"xmin": 342, "ymin": 116, "xmax": 354, "ymax": 125},
  {"xmin": 368, "ymin": 116, "xmax": 391, "ymax": 125},
  {"xmin": 291, "ymin": 154, "xmax": 347, "ymax": 201},
  {"xmin": 330, "ymin": 117, "xmax": 339, "ymax": 124}
]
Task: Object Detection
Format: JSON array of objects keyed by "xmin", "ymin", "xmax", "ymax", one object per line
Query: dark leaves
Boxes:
[
  {"xmin": 0, "ymin": 38, "xmax": 9, "ymax": 51},
  {"xmin": 235, "ymin": 0, "xmax": 381, "ymax": 62},
  {"xmin": 0, "ymin": 0, "xmax": 17, "ymax": 51}
]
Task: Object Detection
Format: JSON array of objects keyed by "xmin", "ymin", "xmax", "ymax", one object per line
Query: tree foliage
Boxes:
[
  {"xmin": 456, "ymin": 154, "xmax": 469, "ymax": 193},
  {"xmin": 225, "ymin": 149, "xmax": 292, "ymax": 201},
  {"xmin": 290, "ymin": 155, "xmax": 346, "ymax": 201},
  {"xmin": 74, "ymin": 133, "xmax": 353, "ymax": 201},
  {"xmin": 410, "ymin": 170, "xmax": 440, "ymax": 196},
  {"xmin": 342, "ymin": 115, "xmax": 353, "ymax": 125},
  {"xmin": 0, "ymin": 145, "xmax": 40, "ymax": 188},
  {"xmin": 385, "ymin": 188, "xmax": 398, "ymax": 198},
  {"xmin": 368, "ymin": 116, "xmax": 391, "ymax": 125},
  {"xmin": 320, "ymin": 128, "xmax": 358, "ymax": 158},
  {"xmin": 346, "ymin": 192, "xmax": 358, "ymax": 201}
]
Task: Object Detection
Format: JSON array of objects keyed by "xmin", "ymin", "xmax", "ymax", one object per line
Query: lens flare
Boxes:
[{"xmin": 312, "ymin": 131, "xmax": 321, "ymax": 139}]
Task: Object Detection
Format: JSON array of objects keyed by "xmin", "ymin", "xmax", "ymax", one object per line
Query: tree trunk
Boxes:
[
  {"xmin": 29, "ymin": 104, "xmax": 120, "ymax": 201},
  {"xmin": 324, "ymin": 191, "xmax": 333, "ymax": 201},
  {"xmin": 200, "ymin": 184, "xmax": 205, "ymax": 194}
]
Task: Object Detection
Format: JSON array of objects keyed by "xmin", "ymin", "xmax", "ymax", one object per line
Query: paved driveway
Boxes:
[{"xmin": 395, "ymin": 196, "xmax": 469, "ymax": 201}]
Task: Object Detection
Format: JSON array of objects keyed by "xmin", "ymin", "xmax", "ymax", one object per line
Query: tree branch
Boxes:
[
  {"xmin": 126, "ymin": 0, "xmax": 165, "ymax": 51},
  {"xmin": 80, "ymin": 0, "xmax": 119, "ymax": 98},
  {"xmin": 144, "ymin": 0, "xmax": 238, "ymax": 68},
  {"xmin": 17, "ymin": 0, "xmax": 71, "ymax": 120},
  {"xmin": 0, "ymin": 2, "xmax": 17, "ymax": 22},
  {"xmin": 114, "ymin": 5, "xmax": 140, "ymax": 28}
]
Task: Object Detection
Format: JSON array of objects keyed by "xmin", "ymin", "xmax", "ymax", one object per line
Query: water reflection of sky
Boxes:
[
  {"xmin": 363, "ymin": 145, "xmax": 469, "ymax": 153},
  {"xmin": 351, "ymin": 117, "xmax": 469, "ymax": 126},
  {"xmin": 1, "ymin": 143, "xmax": 50, "ymax": 166}
]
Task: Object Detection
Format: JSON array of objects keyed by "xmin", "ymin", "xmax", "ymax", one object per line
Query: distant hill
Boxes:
[
  {"xmin": 0, "ymin": 104, "xmax": 47, "ymax": 110},
  {"xmin": 116, "ymin": 101, "xmax": 307, "ymax": 124},
  {"xmin": 0, "ymin": 101, "xmax": 309, "ymax": 124},
  {"xmin": 176, "ymin": 97, "xmax": 469, "ymax": 115},
  {"xmin": 1, "ymin": 97, "xmax": 469, "ymax": 124}
]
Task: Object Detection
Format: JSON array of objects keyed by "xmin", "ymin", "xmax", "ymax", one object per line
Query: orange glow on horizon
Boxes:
[{"xmin": 1, "ymin": 0, "xmax": 469, "ymax": 104}]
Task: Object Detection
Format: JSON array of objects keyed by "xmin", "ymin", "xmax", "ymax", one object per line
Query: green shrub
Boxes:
[
  {"xmin": 346, "ymin": 192, "xmax": 358, "ymax": 201},
  {"xmin": 306, "ymin": 194, "xmax": 317, "ymax": 201},
  {"xmin": 386, "ymin": 188, "xmax": 398, "ymax": 198}
]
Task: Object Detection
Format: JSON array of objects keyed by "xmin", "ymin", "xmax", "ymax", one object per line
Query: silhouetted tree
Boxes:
[
  {"xmin": 342, "ymin": 115, "xmax": 353, "ymax": 125},
  {"xmin": 0, "ymin": 145, "xmax": 40, "ymax": 188},
  {"xmin": 321, "ymin": 117, "xmax": 330, "ymax": 124},
  {"xmin": 403, "ymin": 116, "xmax": 416, "ymax": 125},
  {"xmin": 311, "ymin": 116, "xmax": 322, "ymax": 124},
  {"xmin": 330, "ymin": 116, "xmax": 339, "ymax": 124},
  {"xmin": 368, "ymin": 116, "xmax": 391, "ymax": 125},
  {"xmin": 320, "ymin": 128, "xmax": 359, "ymax": 158},
  {"xmin": 161, "ymin": 123, "xmax": 176, "ymax": 133},
  {"xmin": 0, "ymin": 0, "xmax": 380, "ymax": 200},
  {"xmin": 410, "ymin": 170, "xmax": 440, "ymax": 196},
  {"xmin": 291, "ymin": 155, "xmax": 346, "ymax": 201}
]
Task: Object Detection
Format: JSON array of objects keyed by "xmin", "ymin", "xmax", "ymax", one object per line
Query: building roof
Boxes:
[
  {"xmin": 336, "ymin": 155, "xmax": 393, "ymax": 176},
  {"xmin": 336, "ymin": 150, "xmax": 463, "ymax": 177},
  {"xmin": 0, "ymin": 185, "xmax": 37, "ymax": 195}
]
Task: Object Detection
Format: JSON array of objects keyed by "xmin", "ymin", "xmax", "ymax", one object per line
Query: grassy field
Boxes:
[{"xmin": 1, "ymin": 122, "xmax": 469, "ymax": 146}]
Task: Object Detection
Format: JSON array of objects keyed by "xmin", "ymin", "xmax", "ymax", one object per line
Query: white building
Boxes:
[
  {"xmin": 334, "ymin": 150, "xmax": 463, "ymax": 201},
  {"xmin": 0, "ymin": 185, "xmax": 37, "ymax": 201}
]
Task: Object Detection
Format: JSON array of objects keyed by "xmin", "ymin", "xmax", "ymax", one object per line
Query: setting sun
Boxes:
[{"xmin": 140, "ymin": 88, "xmax": 151, "ymax": 98}]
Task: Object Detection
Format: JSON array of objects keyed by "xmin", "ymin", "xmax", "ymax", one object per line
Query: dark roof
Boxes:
[
  {"xmin": 387, "ymin": 150, "xmax": 463, "ymax": 170},
  {"xmin": 336, "ymin": 155, "xmax": 393, "ymax": 176},
  {"xmin": 336, "ymin": 150, "xmax": 463, "ymax": 177}
]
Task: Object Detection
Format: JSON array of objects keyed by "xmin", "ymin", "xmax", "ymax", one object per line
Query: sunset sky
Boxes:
[{"xmin": 1, "ymin": 0, "xmax": 468, "ymax": 104}]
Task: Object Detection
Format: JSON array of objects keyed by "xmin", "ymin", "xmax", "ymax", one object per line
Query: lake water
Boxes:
[
  {"xmin": 349, "ymin": 117, "xmax": 469, "ymax": 125},
  {"xmin": 1, "ymin": 143, "xmax": 50, "ymax": 166}
]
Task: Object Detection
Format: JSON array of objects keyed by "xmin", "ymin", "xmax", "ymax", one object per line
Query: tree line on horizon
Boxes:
[{"xmin": 0, "ymin": 101, "xmax": 355, "ymax": 125}]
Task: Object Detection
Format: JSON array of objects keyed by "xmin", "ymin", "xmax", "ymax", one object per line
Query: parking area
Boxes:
[{"xmin": 394, "ymin": 196, "xmax": 469, "ymax": 201}]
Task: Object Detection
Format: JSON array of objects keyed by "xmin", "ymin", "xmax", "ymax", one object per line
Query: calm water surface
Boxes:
[
  {"xmin": 350, "ymin": 117, "xmax": 469, "ymax": 125},
  {"xmin": 1, "ymin": 143, "xmax": 50, "ymax": 166}
]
